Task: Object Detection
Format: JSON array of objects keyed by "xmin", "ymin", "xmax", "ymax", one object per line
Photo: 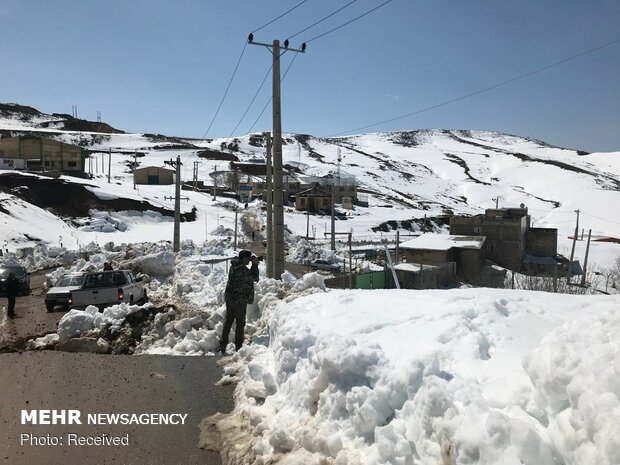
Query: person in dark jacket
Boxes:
[
  {"xmin": 5, "ymin": 272, "xmax": 19, "ymax": 319},
  {"xmin": 220, "ymin": 250, "xmax": 259, "ymax": 353}
]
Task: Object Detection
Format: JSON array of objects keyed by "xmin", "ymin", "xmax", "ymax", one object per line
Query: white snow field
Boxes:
[{"xmin": 229, "ymin": 288, "xmax": 619, "ymax": 465}]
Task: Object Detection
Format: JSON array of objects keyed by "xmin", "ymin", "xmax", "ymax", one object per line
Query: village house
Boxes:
[
  {"xmin": 398, "ymin": 234, "xmax": 488, "ymax": 283},
  {"xmin": 133, "ymin": 166, "xmax": 175, "ymax": 185},
  {"xmin": 294, "ymin": 186, "xmax": 332, "ymax": 213},
  {"xmin": 0, "ymin": 135, "xmax": 85, "ymax": 173},
  {"xmin": 449, "ymin": 207, "xmax": 558, "ymax": 272}
]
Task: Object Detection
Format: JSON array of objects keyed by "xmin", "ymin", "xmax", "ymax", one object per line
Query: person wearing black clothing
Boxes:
[
  {"xmin": 220, "ymin": 250, "xmax": 259, "ymax": 353},
  {"xmin": 5, "ymin": 272, "xmax": 19, "ymax": 319}
]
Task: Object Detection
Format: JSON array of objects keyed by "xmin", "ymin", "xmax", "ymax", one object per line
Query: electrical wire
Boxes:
[
  {"xmin": 306, "ymin": 0, "xmax": 395, "ymax": 43},
  {"xmin": 199, "ymin": 42, "xmax": 247, "ymax": 143},
  {"xmin": 226, "ymin": 64, "xmax": 273, "ymax": 143},
  {"xmin": 327, "ymin": 36, "xmax": 620, "ymax": 137},
  {"xmin": 287, "ymin": 0, "xmax": 361, "ymax": 41},
  {"xmin": 240, "ymin": 52, "xmax": 300, "ymax": 145},
  {"xmin": 252, "ymin": 0, "xmax": 311, "ymax": 34}
]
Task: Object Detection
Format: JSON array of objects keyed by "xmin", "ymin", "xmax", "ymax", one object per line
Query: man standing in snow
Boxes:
[
  {"xmin": 220, "ymin": 250, "xmax": 259, "ymax": 354},
  {"xmin": 5, "ymin": 272, "xmax": 19, "ymax": 319}
]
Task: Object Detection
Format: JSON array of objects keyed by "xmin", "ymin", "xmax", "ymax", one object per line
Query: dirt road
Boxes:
[
  {"xmin": 0, "ymin": 270, "xmax": 64, "ymax": 352},
  {"xmin": 0, "ymin": 352, "xmax": 234, "ymax": 465}
]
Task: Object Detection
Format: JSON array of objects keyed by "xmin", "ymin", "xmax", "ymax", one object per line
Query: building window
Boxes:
[
  {"xmin": 68, "ymin": 161, "xmax": 77, "ymax": 167},
  {"xmin": 322, "ymin": 198, "xmax": 328, "ymax": 206}
]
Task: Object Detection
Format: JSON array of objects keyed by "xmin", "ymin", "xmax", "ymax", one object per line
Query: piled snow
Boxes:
[
  {"xmin": 57, "ymin": 303, "xmax": 152, "ymax": 343},
  {"xmin": 225, "ymin": 288, "xmax": 619, "ymax": 465},
  {"xmin": 75, "ymin": 210, "xmax": 128, "ymax": 233},
  {"xmin": 523, "ymin": 311, "xmax": 620, "ymax": 465},
  {"xmin": 286, "ymin": 238, "xmax": 341, "ymax": 265},
  {"xmin": 136, "ymin": 268, "xmax": 327, "ymax": 356}
]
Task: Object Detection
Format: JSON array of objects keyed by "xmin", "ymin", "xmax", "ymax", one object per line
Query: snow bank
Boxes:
[
  {"xmin": 523, "ymin": 310, "xmax": 620, "ymax": 465},
  {"xmin": 224, "ymin": 288, "xmax": 619, "ymax": 465},
  {"xmin": 57, "ymin": 303, "xmax": 151, "ymax": 343}
]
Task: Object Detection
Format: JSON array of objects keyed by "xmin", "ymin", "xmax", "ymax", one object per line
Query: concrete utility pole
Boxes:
[
  {"xmin": 212, "ymin": 164, "xmax": 218, "ymax": 201},
  {"xmin": 331, "ymin": 182, "xmax": 336, "ymax": 251},
  {"xmin": 164, "ymin": 156, "xmax": 187, "ymax": 253},
  {"xmin": 193, "ymin": 161, "xmax": 200, "ymax": 190},
  {"xmin": 107, "ymin": 148, "xmax": 111, "ymax": 183},
  {"xmin": 567, "ymin": 209, "xmax": 580, "ymax": 283},
  {"xmin": 233, "ymin": 207, "xmax": 239, "ymax": 251},
  {"xmin": 580, "ymin": 229, "xmax": 592, "ymax": 287},
  {"xmin": 133, "ymin": 152, "xmax": 138, "ymax": 190},
  {"xmin": 306, "ymin": 210, "xmax": 310, "ymax": 240},
  {"xmin": 265, "ymin": 132, "xmax": 274, "ymax": 279},
  {"xmin": 249, "ymin": 35, "xmax": 305, "ymax": 279}
]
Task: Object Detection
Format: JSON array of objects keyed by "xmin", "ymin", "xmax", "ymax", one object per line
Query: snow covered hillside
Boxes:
[{"xmin": 1, "ymin": 104, "xmax": 619, "ymax": 269}]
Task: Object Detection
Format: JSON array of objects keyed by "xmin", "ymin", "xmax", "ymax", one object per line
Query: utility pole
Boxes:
[
  {"xmin": 213, "ymin": 164, "xmax": 218, "ymax": 201},
  {"xmin": 265, "ymin": 133, "xmax": 274, "ymax": 279},
  {"xmin": 580, "ymin": 229, "xmax": 592, "ymax": 287},
  {"xmin": 331, "ymin": 182, "xmax": 336, "ymax": 251},
  {"xmin": 193, "ymin": 161, "xmax": 199, "ymax": 190},
  {"xmin": 492, "ymin": 196, "xmax": 501, "ymax": 209},
  {"xmin": 107, "ymin": 148, "xmax": 111, "ymax": 183},
  {"xmin": 395, "ymin": 230, "xmax": 400, "ymax": 264},
  {"xmin": 233, "ymin": 207, "xmax": 239, "ymax": 251},
  {"xmin": 133, "ymin": 152, "xmax": 138, "ymax": 190},
  {"xmin": 567, "ymin": 209, "xmax": 580, "ymax": 283},
  {"xmin": 336, "ymin": 148, "xmax": 342, "ymax": 204},
  {"xmin": 249, "ymin": 34, "xmax": 305, "ymax": 280},
  {"xmin": 164, "ymin": 156, "xmax": 187, "ymax": 253},
  {"xmin": 348, "ymin": 232, "xmax": 352, "ymax": 289},
  {"xmin": 306, "ymin": 210, "xmax": 310, "ymax": 240}
]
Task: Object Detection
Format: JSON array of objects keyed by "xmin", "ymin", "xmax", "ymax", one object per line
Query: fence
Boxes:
[{"xmin": 355, "ymin": 271, "xmax": 387, "ymax": 290}]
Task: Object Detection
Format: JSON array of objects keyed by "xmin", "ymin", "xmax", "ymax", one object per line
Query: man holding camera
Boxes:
[{"xmin": 220, "ymin": 250, "xmax": 260, "ymax": 354}]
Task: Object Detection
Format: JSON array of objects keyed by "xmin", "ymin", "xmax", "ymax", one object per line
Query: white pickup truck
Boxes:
[{"xmin": 71, "ymin": 270, "xmax": 147, "ymax": 309}]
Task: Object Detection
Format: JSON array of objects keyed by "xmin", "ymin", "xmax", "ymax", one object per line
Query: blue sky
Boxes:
[{"xmin": 1, "ymin": 0, "xmax": 619, "ymax": 151}]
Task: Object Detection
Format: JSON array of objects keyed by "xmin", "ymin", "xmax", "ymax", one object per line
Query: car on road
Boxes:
[
  {"xmin": 0, "ymin": 263, "xmax": 30, "ymax": 296},
  {"xmin": 71, "ymin": 270, "xmax": 147, "ymax": 309},
  {"xmin": 306, "ymin": 259, "xmax": 341, "ymax": 273},
  {"xmin": 44, "ymin": 272, "xmax": 86, "ymax": 312}
]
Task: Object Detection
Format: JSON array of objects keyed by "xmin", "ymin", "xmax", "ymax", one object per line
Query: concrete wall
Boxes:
[
  {"xmin": 0, "ymin": 137, "xmax": 83, "ymax": 172},
  {"xmin": 396, "ymin": 263, "xmax": 456, "ymax": 289},
  {"xmin": 455, "ymin": 248, "xmax": 486, "ymax": 281},
  {"xmin": 526, "ymin": 228, "xmax": 557, "ymax": 257},
  {"xmin": 400, "ymin": 249, "xmax": 452, "ymax": 266},
  {"xmin": 0, "ymin": 158, "xmax": 27, "ymax": 170}
]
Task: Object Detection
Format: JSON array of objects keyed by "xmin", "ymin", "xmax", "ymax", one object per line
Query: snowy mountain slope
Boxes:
[{"xmin": 1, "ymin": 104, "xmax": 619, "ymax": 268}]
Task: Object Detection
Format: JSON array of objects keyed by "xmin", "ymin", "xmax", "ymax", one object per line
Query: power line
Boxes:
[
  {"xmin": 252, "ymin": 0, "xmax": 311, "ymax": 34},
  {"xmin": 306, "ymin": 0, "xmax": 395, "ymax": 43},
  {"xmin": 239, "ymin": 53, "xmax": 300, "ymax": 145},
  {"xmin": 287, "ymin": 0, "xmax": 361, "ymax": 41},
  {"xmin": 327, "ymin": 36, "xmax": 620, "ymax": 137},
  {"xmin": 181, "ymin": 41, "xmax": 248, "ymax": 166},
  {"xmin": 200, "ymin": 42, "xmax": 248, "ymax": 142},
  {"xmin": 226, "ymin": 64, "xmax": 273, "ymax": 143}
]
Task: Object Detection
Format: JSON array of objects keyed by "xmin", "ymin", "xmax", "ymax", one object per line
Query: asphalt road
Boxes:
[
  {"xmin": 0, "ymin": 352, "xmax": 234, "ymax": 465},
  {"xmin": 0, "ymin": 271, "xmax": 64, "ymax": 352}
]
